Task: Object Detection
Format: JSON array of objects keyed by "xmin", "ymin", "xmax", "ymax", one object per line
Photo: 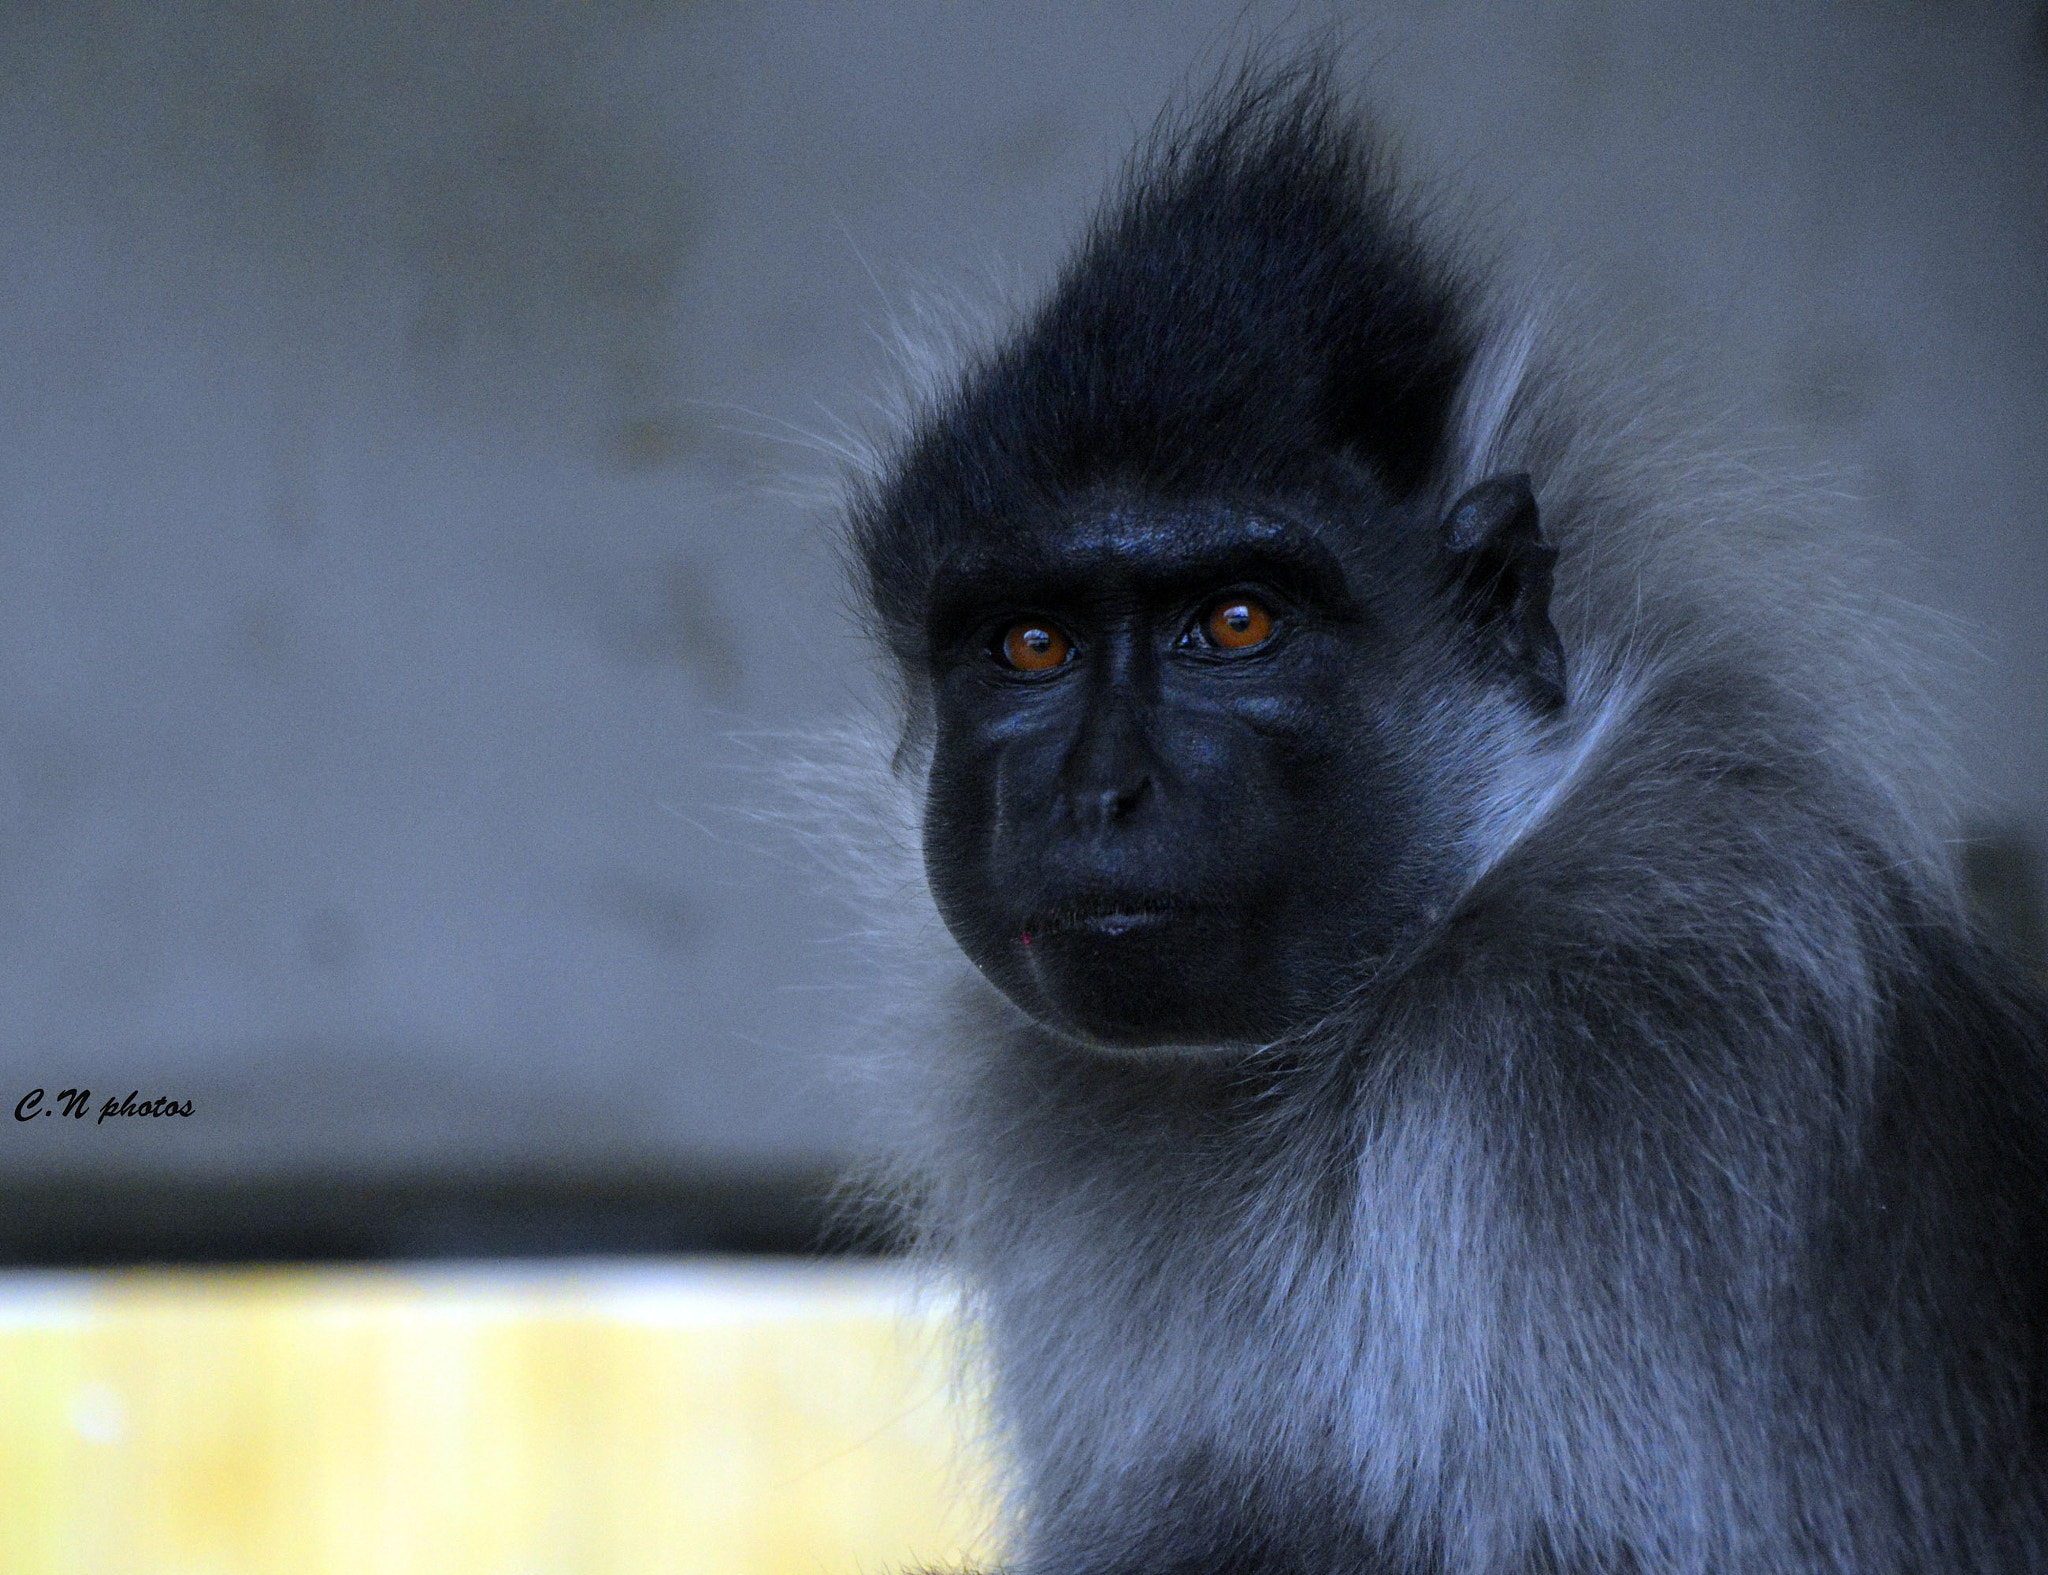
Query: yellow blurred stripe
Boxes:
[{"xmin": 0, "ymin": 1258, "xmax": 998, "ymax": 1575}]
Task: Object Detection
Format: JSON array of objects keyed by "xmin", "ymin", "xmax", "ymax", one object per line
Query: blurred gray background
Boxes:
[{"xmin": 0, "ymin": 1, "xmax": 2042, "ymax": 1258}]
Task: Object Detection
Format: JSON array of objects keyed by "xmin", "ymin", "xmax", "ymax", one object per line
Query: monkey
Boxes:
[{"xmin": 834, "ymin": 59, "xmax": 2048, "ymax": 1575}]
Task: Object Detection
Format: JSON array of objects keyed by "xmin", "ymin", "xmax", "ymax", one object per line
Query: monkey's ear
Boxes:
[{"xmin": 1439, "ymin": 475, "xmax": 1567, "ymax": 711}]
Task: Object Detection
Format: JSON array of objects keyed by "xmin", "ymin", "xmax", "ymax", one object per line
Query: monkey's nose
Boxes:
[
  {"xmin": 1098, "ymin": 783, "xmax": 1147, "ymax": 820},
  {"xmin": 1069, "ymin": 779, "xmax": 1150, "ymax": 830}
]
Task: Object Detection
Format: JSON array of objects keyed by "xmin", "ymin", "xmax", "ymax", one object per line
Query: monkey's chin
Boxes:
[{"xmin": 1003, "ymin": 909, "xmax": 1282, "ymax": 1051}]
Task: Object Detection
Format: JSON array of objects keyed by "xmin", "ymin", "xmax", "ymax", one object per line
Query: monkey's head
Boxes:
[{"xmin": 851, "ymin": 73, "xmax": 1566, "ymax": 1051}]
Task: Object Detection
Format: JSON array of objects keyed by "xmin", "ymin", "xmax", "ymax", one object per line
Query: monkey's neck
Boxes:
[{"xmin": 911, "ymin": 908, "xmax": 1886, "ymax": 1568}]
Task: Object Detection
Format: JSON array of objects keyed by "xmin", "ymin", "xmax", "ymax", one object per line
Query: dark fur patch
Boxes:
[{"xmin": 851, "ymin": 59, "xmax": 1472, "ymax": 657}]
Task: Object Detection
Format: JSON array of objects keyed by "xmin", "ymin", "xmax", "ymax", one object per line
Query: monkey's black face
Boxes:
[{"xmin": 920, "ymin": 500, "xmax": 1435, "ymax": 1050}]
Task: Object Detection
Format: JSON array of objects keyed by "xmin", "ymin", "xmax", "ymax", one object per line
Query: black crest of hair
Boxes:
[
  {"xmin": 852, "ymin": 58, "xmax": 1472, "ymax": 655},
  {"xmin": 835, "ymin": 56, "xmax": 2048, "ymax": 1575}
]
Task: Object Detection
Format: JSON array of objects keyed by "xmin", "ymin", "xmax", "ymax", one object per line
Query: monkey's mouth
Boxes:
[
  {"xmin": 1002, "ymin": 897, "xmax": 1274, "ymax": 1047},
  {"xmin": 1019, "ymin": 902, "xmax": 1190, "ymax": 945}
]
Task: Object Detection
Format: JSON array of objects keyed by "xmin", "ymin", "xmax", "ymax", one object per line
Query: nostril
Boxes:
[
  {"xmin": 1099, "ymin": 781, "xmax": 1148, "ymax": 821},
  {"xmin": 1065, "ymin": 781, "xmax": 1149, "ymax": 829}
]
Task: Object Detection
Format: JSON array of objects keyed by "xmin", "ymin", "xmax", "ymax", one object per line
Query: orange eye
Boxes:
[
  {"xmin": 1204, "ymin": 597, "xmax": 1274, "ymax": 650},
  {"xmin": 999, "ymin": 621, "xmax": 1072, "ymax": 672}
]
